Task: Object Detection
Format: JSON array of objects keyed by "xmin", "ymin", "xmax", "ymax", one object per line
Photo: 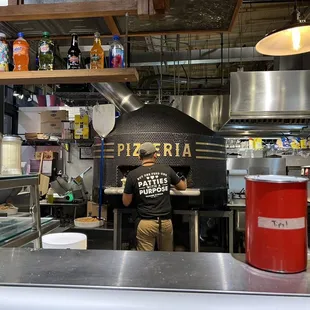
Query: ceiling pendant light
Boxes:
[{"xmin": 256, "ymin": 6, "xmax": 310, "ymax": 56}]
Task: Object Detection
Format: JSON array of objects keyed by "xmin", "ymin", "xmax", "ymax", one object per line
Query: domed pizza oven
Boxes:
[{"xmin": 93, "ymin": 104, "xmax": 227, "ymax": 210}]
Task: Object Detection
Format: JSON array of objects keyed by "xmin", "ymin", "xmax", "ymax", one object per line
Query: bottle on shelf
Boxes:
[
  {"xmin": 38, "ymin": 31, "xmax": 54, "ymax": 71},
  {"xmin": 0, "ymin": 33, "xmax": 9, "ymax": 72},
  {"xmin": 13, "ymin": 32, "xmax": 29, "ymax": 71},
  {"xmin": 109, "ymin": 35, "xmax": 124, "ymax": 68},
  {"xmin": 47, "ymin": 187, "xmax": 54, "ymax": 204},
  {"xmin": 90, "ymin": 32, "xmax": 104, "ymax": 69},
  {"xmin": 67, "ymin": 33, "xmax": 81, "ymax": 70}
]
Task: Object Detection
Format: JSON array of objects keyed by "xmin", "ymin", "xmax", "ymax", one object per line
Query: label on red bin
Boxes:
[{"xmin": 258, "ymin": 216, "xmax": 305, "ymax": 230}]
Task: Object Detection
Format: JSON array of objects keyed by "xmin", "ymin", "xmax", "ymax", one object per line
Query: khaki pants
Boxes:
[{"xmin": 136, "ymin": 219, "xmax": 173, "ymax": 251}]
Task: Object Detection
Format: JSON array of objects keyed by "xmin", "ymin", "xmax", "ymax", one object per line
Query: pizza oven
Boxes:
[{"xmin": 92, "ymin": 103, "xmax": 227, "ymax": 210}]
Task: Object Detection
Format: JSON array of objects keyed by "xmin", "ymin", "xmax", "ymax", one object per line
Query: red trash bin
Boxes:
[{"xmin": 245, "ymin": 175, "xmax": 308, "ymax": 273}]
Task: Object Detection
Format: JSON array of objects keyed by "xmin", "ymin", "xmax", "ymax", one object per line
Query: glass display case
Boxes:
[{"xmin": 0, "ymin": 174, "xmax": 59, "ymax": 248}]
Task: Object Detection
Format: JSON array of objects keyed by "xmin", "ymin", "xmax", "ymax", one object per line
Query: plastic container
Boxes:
[
  {"xmin": 0, "ymin": 33, "xmax": 9, "ymax": 72},
  {"xmin": 42, "ymin": 232, "xmax": 87, "ymax": 249},
  {"xmin": 246, "ymin": 175, "xmax": 308, "ymax": 273},
  {"xmin": 47, "ymin": 187, "xmax": 54, "ymax": 203},
  {"xmin": 38, "ymin": 31, "xmax": 54, "ymax": 71},
  {"xmin": 1, "ymin": 135, "xmax": 22, "ymax": 175},
  {"xmin": 13, "ymin": 32, "xmax": 29, "ymax": 71},
  {"xmin": 109, "ymin": 35, "xmax": 124, "ymax": 68}
]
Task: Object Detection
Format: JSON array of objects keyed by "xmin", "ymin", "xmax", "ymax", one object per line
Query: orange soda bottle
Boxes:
[
  {"xmin": 90, "ymin": 32, "xmax": 104, "ymax": 69},
  {"xmin": 13, "ymin": 32, "xmax": 29, "ymax": 71}
]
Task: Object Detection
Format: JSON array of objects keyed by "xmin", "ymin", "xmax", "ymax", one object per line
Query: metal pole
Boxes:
[
  {"xmin": 189, "ymin": 210, "xmax": 199, "ymax": 252},
  {"xmin": 187, "ymin": 34, "xmax": 191, "ymax": 91},
  {"xmin": 159, "ymin": 35, "xmax": 163, "ymax": 104},
  {"xmin": 118, "ymin": 210, "xmax": 122, "ymax": 249},
  {"xmin": 228, "ymin": 210, "xmax": 234, "ymax": 253},
  {"xmin": 173, "ymin": 47, "xmax": 176, "ymax": 97},
  {"xmin": 98, "ymin": 138, "xmax": 104, "ymax": 220},
  {"xmin": 220, "ymin": 33, "xmax": 224, "ymax": 86},
  {"xmin": 113, "ymin": 208, "xmax": 123, "ymax": 250},
  {"xmin": 31, "ymin": 183, "xmax": 42, "ymax": 248},
  {"xmin": 113, "ymin": 208, "xmax": 118, "ymax": 250},
  {"xmin": 125, "ymin": 12, "xmax": 129, "ymax": 68},
  {"xmin": 176, "ymin": 34, "xmax": 180, "ymax": 96}
]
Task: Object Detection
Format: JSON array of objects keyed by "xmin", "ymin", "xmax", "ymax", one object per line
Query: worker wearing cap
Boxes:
[{"xmin": 122, "ymin": 142, "xmax": 187, "ymax": 251}]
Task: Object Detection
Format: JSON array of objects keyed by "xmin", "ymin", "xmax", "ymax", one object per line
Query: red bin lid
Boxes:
[{"xmin": 245, "ymin": 175, "xmax": 308, "ymax": 183}]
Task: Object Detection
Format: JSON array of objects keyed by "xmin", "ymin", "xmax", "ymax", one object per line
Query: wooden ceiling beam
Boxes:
[
  {"xmin": 152, "ymin": 0, "xmax": 169, "ymax": 14},
  {"xmin": 103, "ymin": 16, "xmax": 120, "ymax": 36},
  {"xmin": 137, "ymin": 0, "xmax": 156, "ymax": 18},
  {"xmin": 0, "ymin": 0, "xmax": 137, "ymax": 21},
  {"xmin": 228, "ymin": 0, "xmax": 243, "ymax": 32}
]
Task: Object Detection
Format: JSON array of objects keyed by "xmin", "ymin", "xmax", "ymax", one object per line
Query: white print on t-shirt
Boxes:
[{"xmin": 137, "ymin": 172, "xmax": 169, "ymax": 198}]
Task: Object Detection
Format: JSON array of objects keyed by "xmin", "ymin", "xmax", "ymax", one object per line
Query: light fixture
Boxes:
[{"xmin": 256, "ymin": 6, "xmax": 310, "ymax": 56}]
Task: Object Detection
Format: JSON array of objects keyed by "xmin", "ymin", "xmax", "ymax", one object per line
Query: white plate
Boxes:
[{"xmin": 74, "ymin": 218, "xmax": 103, "ymax": 228}]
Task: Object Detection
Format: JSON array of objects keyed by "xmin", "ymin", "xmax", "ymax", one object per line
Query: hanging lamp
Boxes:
[{"xmin": 255, "ymin": 7, "xmax": 310, "ymax": 56}]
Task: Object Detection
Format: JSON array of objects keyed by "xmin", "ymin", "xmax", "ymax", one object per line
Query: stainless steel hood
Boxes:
[
  {"xmin": 167, "ymin": 71, "xmax": 310, "ymax": 136},
  {"xmin": 168, "ymin": 95, "xmax": 230, "ymax": 132},
  {"xmin": 230, "ymin": 71, "xmax": 310, "ymax": 119},
  {"xmin": 224, "ymin": 70, "xmax": 310, "ymax": 135}
]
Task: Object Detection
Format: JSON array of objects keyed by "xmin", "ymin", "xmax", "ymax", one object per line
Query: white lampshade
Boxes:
[{"xmin": 256, "ymin": 23, "xmax": 310, "ymax": 56}]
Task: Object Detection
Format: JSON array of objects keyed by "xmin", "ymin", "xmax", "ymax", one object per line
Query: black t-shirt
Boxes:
[{"xmin": 124, "ymin": 164, "xmax": 181, "ymax": 219}]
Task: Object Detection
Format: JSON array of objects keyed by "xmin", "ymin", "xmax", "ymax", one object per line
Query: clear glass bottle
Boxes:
[
  {"xmin": 38, "ymin": 31, "xmax": 54, "ymax": 71},
  {"xmin": 109, "ymin": 35, "xmax": 124, "ymax": 68},
  {"xmin": 0, "ymin": 33, "xmax": 9, "ymax": 72},
  {"xmin": 90, "ymin": 32, "xmax": 104, "ymax": 69},
  {"xmin": 67, "ymin": 33, "xmax": 81, "ymax": 69}
]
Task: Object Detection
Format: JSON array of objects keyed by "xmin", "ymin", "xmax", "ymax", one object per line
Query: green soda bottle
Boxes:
[{"xmin": 38, "ymin": 31, "xmax": 54, "ymax": 70}]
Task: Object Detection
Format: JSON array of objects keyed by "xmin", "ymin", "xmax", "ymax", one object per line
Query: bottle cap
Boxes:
[
  {"xmin": 17, "ymin": 32, "xmax": 24, "ymax": 38},
  {"xmin": 94, "ymin": 32, "xmax": 100, "ymax": 38},
  {"xmin": 113, "ymin": 35, "xmax": 120, "ymax": 40},
  {"xmin": 0, "ymin": 33, "xmax": 6, "ymax": 38},
  {"xmin": 71, "ymin": 33, "xmax": 78, "ymax": 36},
  {"xmin": 42, "ymin": 31, "xmax": 50, "ymax": 37}
]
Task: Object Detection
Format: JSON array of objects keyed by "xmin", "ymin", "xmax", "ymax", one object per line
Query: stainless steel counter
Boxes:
[{"xmin": 0, "ymin": 249, "xmax": 310, "ymax": 296}]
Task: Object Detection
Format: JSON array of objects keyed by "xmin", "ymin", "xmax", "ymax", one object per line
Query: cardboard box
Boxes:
[
  {"xmin": 25, "ymin": 133, "xmax": 49, "ymax": 140},
  {"xmin": 25, "ymin": 133, "xmax": 39, "ymax": 140},
  {"xmin": 41, "ymin": 122, "xmax": 62, "ymax": 134},
  {"xmin": 87, "ymin": 201, "xmax": 107, "ymax": 220},
  {"xmin": 35, "ymin": 151, "xmax": 58, "ymax": 160},
  {"xmin": 41, "ymin": 110, "xmax": 68, "ymax": 123},
  {"xmin": 30, "ymin": 159, "xmax": 53, "ymax": 175}
]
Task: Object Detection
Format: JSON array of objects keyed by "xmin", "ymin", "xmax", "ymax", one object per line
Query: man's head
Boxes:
[{"xmin": 139, "ymin": 142, "xmax": 157, "ymax": 162}]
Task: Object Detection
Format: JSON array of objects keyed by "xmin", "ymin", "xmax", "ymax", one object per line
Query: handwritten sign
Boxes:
[{"xmin": 258, "ymin": 217, "xmax": 305, "ymax": 230}]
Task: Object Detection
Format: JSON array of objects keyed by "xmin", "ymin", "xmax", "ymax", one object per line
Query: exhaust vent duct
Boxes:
[{"xmin": 92, "ymin": 82, "xmax": 144, "ymax": 113}]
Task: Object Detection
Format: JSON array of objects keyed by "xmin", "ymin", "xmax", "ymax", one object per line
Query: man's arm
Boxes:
[
  {"xmin": 122, "ymin": 174, "xmax": 133, "ymax": 207},
  {"xmin": 170, "ymin": 168, "xmax": 187, "ymax": 191},
  {"xmin": 174, "ymin": 179, "xmax": 187, "ymax": 191},
  {"xmin": 122, "ymin": 193, "xmax": 133, "ymax": 207}
]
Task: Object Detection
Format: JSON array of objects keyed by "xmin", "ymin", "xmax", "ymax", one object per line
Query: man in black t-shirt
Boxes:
[{"xmin": 123, "ymin": 142, "xmax": 187, "ymax": 251}]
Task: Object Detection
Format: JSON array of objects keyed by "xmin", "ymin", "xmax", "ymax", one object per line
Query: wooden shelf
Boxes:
[
  {"xmin": 59, "ymin": 139, "xmax": 94, "ymax": 146},
  {"xmin": 22, "ymin": 139, "xmax": 59, "ymax": 146},
  {"xmin": 0, "ymin": 0, "xmax": 137, "ymax": 22},
  {"xmin": 0, "ymin": 68, "xmax": 139, "ymax": 85}
]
